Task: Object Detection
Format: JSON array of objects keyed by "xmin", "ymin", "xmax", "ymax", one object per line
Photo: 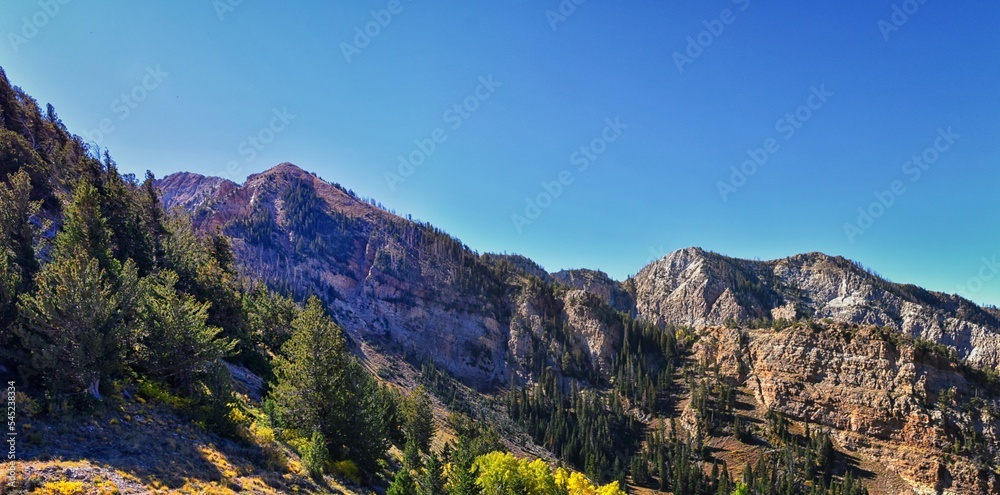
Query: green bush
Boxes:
[{"xmin": 300, "ymin": 429, "xmax": 329, "ymax": 479}]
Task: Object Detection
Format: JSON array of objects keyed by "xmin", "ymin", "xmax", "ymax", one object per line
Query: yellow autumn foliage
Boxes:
[{"xmin": 472, "ymin": 451, "xmax": 626, "ymax": 495}]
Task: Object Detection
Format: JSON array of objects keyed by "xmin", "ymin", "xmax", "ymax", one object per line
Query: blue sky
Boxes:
[{"xmin": 3, "ymin": 1, "xmax": 999, "ymax": 305}]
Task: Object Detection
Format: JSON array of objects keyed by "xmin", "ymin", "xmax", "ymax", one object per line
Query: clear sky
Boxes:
[{"xmin": 3, "ymin": 1, "xmax": 999, "ymax": 305}]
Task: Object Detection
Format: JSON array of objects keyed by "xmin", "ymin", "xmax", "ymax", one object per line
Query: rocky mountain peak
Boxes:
[
  {"xmin": 157, "ymin": 171, "xmax": 238, "ymax": 211},
  {"xmin": 245, "ymin": 162, "xmax": 311, "ymax": 184}
]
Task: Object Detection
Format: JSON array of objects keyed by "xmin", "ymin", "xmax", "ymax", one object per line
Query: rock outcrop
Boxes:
[
  {"xmin": 692, "ymin": 322, "xmax": 999, "ymax": 495},
  {"xmin": 633, "ymin": 247, "xmax": 1000, "ymax": 371}
]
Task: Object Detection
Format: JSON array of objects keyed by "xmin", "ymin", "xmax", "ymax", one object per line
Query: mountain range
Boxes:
[
  {"xmin": 3, "ymin": 57, "xmax": 996, "ymax": 494},
  {"xmin": 155, "ymin": 162, "xmax": 1000, "ymax": 494},
  {"xmin": 158, "ymin": 163, "xmax": 1000, "ymax": 383}
]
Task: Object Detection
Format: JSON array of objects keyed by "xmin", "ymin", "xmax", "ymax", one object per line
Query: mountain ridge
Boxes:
[
  {"xmin": 158, "ymin": 163, "xmax": 1000, "ymax": 373},
  {"xmin": 160, "ymin": 166, "xmax": 991, "ymax": 307}
]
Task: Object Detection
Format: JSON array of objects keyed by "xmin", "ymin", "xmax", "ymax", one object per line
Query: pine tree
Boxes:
[
  {"xmin": 418, "ymin": 451, "xmax": 446, "ymax": 495},
  {"xmin": 270, "ymin": 296, "xmax": 350, "ymax": 451},
  {"xmin": 54, "ymin": 180, "xmax": 118, "ymax": 276},
  {"xmin": 134, "ymin": 270, "xmax": 235, "ymax": 389},
  {"xmin": 243, "ymin": 283, "xmax": 297, "ymax": 354},
  {"xmin": 99, "ymin": 157, "xmax": 153, "ymax": 274},
  {"xmin": 0, "ymin": 128, "xmax": 48, "ymax": 201},
  {"xmin": 404, "ymin": 436, "xmax": 421, "ymax": 471},
  {"xmin": 161, "ymin": 212, "xmax": 247, "ymax": 344},
  {"xmin": 388, "ymin": 468, "xmax": 418, "ymax": 495},
  {"xmin": 344, "ymin": 361, "xmax": 391, "ymax": 476},
  {"xmin": 16, "ymin": 250, "xmax": 135, "ymax": 399},
  {"xmin": 138, "ymin": 170, "xmax": 167, "ymax": 264},
  {"xmin": 0, "ymin": 170, "xmax": 42, "ymax": 347},
  {"xmin": 404, "ymin": 386, "xmax": 436, "ymax": 454},
  {"xmin": 0, "ymin": 252, "xmax": 17, "ymax": 333},
  {"xmin": 0, "ymin": 170, "xmax": 42, "ymax": 292},
  {"xmin": 448, "ymin": 435, "xmax": 482, "ymax": 495}
]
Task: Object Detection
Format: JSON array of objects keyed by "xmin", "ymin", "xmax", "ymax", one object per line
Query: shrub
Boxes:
[
  {"xmin": 300, "ymin": 430, "xmax": 329, "ymax": 479},
  {"xmin": 136, "ymin": 379, "xmax": 194, "ymax": 410},
  {"xmin": 331, "ymin": 460, "xmax": 362, "ymax": 484},
  {"xmin": 14, "ymin": 391, "xmax": 40, "ymax": 417},
  {"xmin": 35, "ymin": 480, "xmax": 86, "ymax": 495},
  {"xmin": 249, "ymin": 420, "xmax": 276, "ymax": 445}
]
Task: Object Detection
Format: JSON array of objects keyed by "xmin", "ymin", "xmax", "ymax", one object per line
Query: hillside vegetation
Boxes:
[{"xmin": 0, "ymin": 67, "xmax": 626, "ymax": 495}]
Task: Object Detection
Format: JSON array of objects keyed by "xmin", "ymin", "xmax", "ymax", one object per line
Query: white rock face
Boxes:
[{"xmin": 633, "ymin": 248, "xmax": 1000, "ymax": 371}]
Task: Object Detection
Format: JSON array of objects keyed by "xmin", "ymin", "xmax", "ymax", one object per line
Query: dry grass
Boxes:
[{"xmin": 0, "ymin": 390, "xmax": 364, "ymax": 495}]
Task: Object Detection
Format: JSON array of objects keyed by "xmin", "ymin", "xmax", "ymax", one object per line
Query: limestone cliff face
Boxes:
[
  {"xmin": 632, "ymin": 247, "xmax": 774, "ymax": 327},
  {"xmin": 552, "ymin": 269, "xmax": 633, "ymax": 313},
  {"xmin": 633, "ymin": 248, "xmax": 1000, "ymax": 371},
  {"xmin": 501, "ymin": 276, "xmax": 623, "ymax": 386},
  {"xmin": 692, "ymin": 323, "xmax": 999, "ymax": 495}
]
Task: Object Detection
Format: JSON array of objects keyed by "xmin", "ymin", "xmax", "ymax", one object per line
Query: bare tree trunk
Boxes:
[{"xmin": 87, "ymin": 379, "xmax": 102, "ymax": 400}]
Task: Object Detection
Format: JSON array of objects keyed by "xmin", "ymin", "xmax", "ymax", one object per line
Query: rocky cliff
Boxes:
[
  {"xmin": 157, "ymin": 164, "xmax": 621, "ymax": 389},
  {"xmin": 633, "ymin": 247, "xmax": 1000, "ymax": 372},
  {"xmin": 691, "ymin": 321, "xmax": 999, "ymax": 494}
]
